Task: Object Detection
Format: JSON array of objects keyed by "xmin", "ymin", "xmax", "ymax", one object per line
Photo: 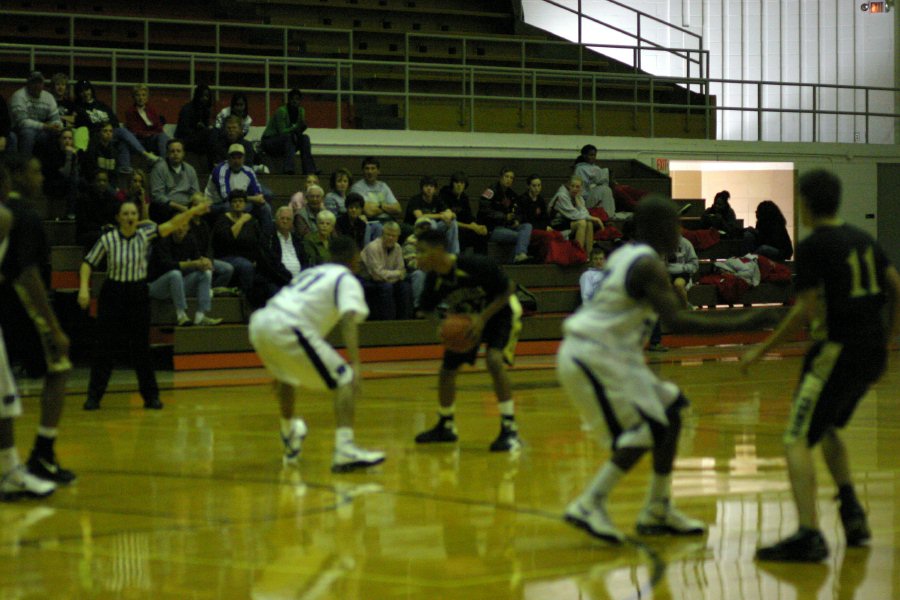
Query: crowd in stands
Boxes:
[{"xmin": 0, "ymin": 72, "xmax": 796, "ymax": 325}]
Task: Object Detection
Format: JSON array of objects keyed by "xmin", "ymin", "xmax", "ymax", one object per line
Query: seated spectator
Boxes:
[
  {"xmin": 549, "ymin": 176, "xmax": 603, "ymax": 252},
  {"xmin": 214, "ymin": 93, "xmax": 252, "ymax": 136},
  {"xmin": 271, "ymin": 206, "xmax": 306, "ymax": 279},
  {"xmin": 573, "ymin": 144, "xmax": 616, "ymax": 217},
  {"xmin": 176, "ymin": 84, "xmax": 213, "ymax": 164},
  {"xmin": 188, "ymin": 192, "xmax": 234, "ymax": 290},
  {"xmin": 701, "ymin": 190, "xmax": 739, "ymax": 237},
  {"xmin": 209, "ymin": 114, "xmax": 256, "ymax": 168},
  {"xmin": 39, "ymin": 126, "xmax": 79, "ymax": 219},
  {"xmin": 518, "ymin": 174, "xmax": 555, "ymax": 259},
  {"xmin": 667, "ymin": 234, "xmax": 699, "ymax": 307},
  {"xmin": 260, "ymin": 88, "xmax": 317, "ymax": 175},
  {"xmin": 335, "ymin": 192, "xmax": 367, "ymax": 250},
  {"xmin": 294, "ymin": 184, "xmax": 325, "ymax": 238},
  {"xmin": 349, "ymin": 157, "xmax": 403, "ymax": 240},
  {"xmin": 360, "ymin": 221, "xmax": 413, "ymax": 320},
  {"xmin": 743, "ymin": 200, "xmax": 793, "ymax": 261},
  {"xmin": 325, "ymin": 168, "xmax": 352, "ymax": 214},
  {"xmin": 204, "ymin": 143, "xmax": 273, "ymax": 235},
  {"xmin": 303, "ymin": 209, "xmax": 337, "ymax": 267},
  {"xmin": 75, "ymin": 169, "xmax": 117, "ymax": 250},
  {"xmin": 402, "ymin": 217, "xmax": 432, "ymax": 309},
  {"xmin": 150, "ymin": 139, "xmax": 200, "ymax": 221},
  {"xmin": 477, "ymin": 166, "xmax": 532, "ymax": 263},
  {"xmin": 148, "ymin": 220, "xmax": 222, "ymax": 327},
  {"xmin": 73, "ymin": 80, "xmax": 158, "ymax": 172},
  {"xmin": 404, "ymin": 176, "xmax": 460, "ymax": 254},
  {"xmin": 115, "ymin": 169, "xmax": 150, "ymax": 221},
  {"xmin": 125, "ymin": 84, "xmax": 170, "ymax": 159},
  {"xmin": 579, "ymin": 247, "xmax": 607, "ymax": 304},
  {"xmin": 211, "ymin": 190, "xmax": 281, "ymax": 307},
  {"xmin": 10, "ymin": 71, "xmax": 62, "ymax": 158},
  {"xmin": 0, "ymin": 92, "xmax": 15, "ymax": 158},
  {"xmin": 439, "ymin": 171, "xmax": 487, "ymax": 255},
  {"xmin": 288, "ymin": 173, "xmax": 321, "ymax": 213},
  {"xmin": 78, "ymin": 122, "xmax": 117, "ymax": 181},
  {"xmin": 49, "ymin": 73, "xmax": 76, "ymax": 127}
]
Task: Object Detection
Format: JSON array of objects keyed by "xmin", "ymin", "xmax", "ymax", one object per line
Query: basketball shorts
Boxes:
[
  {"xmin": 0, "ymin": 326, "xmax": 23, "ymax": 419},
  {"xmin": 0, "ymin": 284, "xmax": 71, "ymax": 378},
  {"xmin": 442, "ymin": 297, "xmax": 522, "ymax": 370},
  {"xmin": 785, "ymin": 341, "xmax": 887, "ymax": 447},
  {"xmin": 557, "ymin": 335, "xmax": 682, "ymax": 449},
  {"xmin": 248, "ymin": 310, "xmax": 354, "ymax": 391}
]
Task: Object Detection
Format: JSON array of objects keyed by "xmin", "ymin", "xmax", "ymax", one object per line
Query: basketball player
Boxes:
[
  {"xmin": 557, "ymin": 195, "xmax": 777, "ymax": 543},
  {"xmin": 248, "ymin": 236, "xmax": 385, "ymax": 473},
  {"xmin": 413, "ymin": 229, "xmax": 523, "ymax": 452},
  {"xmin": 742, "ymin": 170, "xmax": 900, "ymax": 562},
  {"xmin": 0, "ymin": 158, "xmax": 75, "ymax": 488}
]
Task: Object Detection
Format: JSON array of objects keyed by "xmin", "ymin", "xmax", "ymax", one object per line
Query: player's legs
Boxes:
[
  {"xmin": 275, "ymin": 381, "xmax": 307, "ymax": 466},
  {"xmin": 415, "ymin": 365, "xmax": 461, "ymax": 444},
  {"xmin": 821, "ymin": 429, "xmax": 870, "ymax": 546},
  {"xmin": 485, "ymin": 348, "xmax": 520, "ymax": 452},
  {"xmin": 330, "ymin": 371, "xmax": 385, "ymax": 473}
]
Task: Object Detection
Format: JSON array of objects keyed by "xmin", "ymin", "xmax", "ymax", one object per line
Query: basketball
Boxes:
[{"xmin": 440, "ymin": 313, "xmax": 476, "ymax": 353}]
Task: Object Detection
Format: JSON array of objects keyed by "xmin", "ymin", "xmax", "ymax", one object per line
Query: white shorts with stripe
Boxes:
[
  {"xmin": 556, "ymin": 335, "xmax": 681, "ymax": 449},
  {"xmin": 249, "ymin": 310, "xmax": 354, "ymax": 391},
  {"xmin": 0, "ymin": 326, "xmax": 23, "ymax": 419}
]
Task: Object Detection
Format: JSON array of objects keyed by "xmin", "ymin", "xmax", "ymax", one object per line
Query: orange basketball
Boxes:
[{"xmin": 440, "ymin": 313, "xmax": 476, "ymax": 353}]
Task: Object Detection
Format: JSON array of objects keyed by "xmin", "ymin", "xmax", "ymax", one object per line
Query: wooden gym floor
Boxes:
[{"xmin": 2, "ymin": 343, "xmax": 898, "ymax": 599}]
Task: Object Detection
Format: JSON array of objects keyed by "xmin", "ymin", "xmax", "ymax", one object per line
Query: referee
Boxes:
[{"xmin": 78, "ymin": 197, "xmax": 210, "ymax": 410}]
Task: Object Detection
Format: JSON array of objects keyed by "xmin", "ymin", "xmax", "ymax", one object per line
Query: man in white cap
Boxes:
[
  {"xmin": 205, "ymin": 143, "xmax": 273, "ymax": 235},
  {"xmin": 9, "ymin": 71, "xmax": 62, "ymax": 158}
]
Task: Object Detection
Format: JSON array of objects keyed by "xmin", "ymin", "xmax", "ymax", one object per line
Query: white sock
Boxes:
[
  {"xmin": 194, "ymin": 312, "xmax": 206, "ymax": 324},
  {"xmin": 335, "ymin": 427, "xmax": 354, "ymax": 448},
  {"xmin": 646, "ymin": 473, "xmax": 672, "ymax": 507},
  {"xmin": 280, "ymin": 419, "xmax": 294, "ymax": 438},
  {"xmin": 0, "ymin": 447, "xmax": 20, "ymax": 475},
  {"xmin": 438, "ymin": 405, "xmax": 455, "ymax": 418},
  {"xmin": 582, "ymin": 462, "xmax": 626, "ymax": 508},
  {"xmin": 176, "ymin": 309, "xmax": 188, "ymax": 321},
  {"xmin": 37, "ymin": 426, "xmax": 58, "ymax": 439},
  {"xmin": 498, "ymin": 399, "xmax": 514, "ymax": 417}
]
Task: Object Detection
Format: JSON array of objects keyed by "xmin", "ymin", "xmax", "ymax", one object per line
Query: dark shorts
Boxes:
[
  {"xmin": 0, "ymin": 285, "xmax": 47, "ymax": 378},
  {"xmin": 785, "ymin": 341, "xmax": 887, "ymax": 447},
  {"xmin": 442, "ymin": 305, "xmax": 521, "ymax": 371}
]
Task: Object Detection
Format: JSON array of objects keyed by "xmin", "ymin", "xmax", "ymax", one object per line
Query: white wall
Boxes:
[{"xmin": 520, "ymin": 0, "xmax": 896, "ymax": 144}]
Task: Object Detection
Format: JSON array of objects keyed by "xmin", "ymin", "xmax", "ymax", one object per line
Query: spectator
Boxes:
[
  {"xmin": 124, "ymin": 84, "xmax": 169, "ymax": 159},
  {"xmin": 573, "ymin": 144, "xmax": 616, "ymax": 217},
  {"xmin": 148, "ymin": 220, "xmax": 223, "ymax": 327},
  {"xmin": 549, "ymin": 175, "xmax": 603, "ymax": 252},
  {"xmin": 404, "ymin": 176, "xmax": 460, "ymax": 254},
  {"xmin": 260, "ymin": 88, "xmax": 317, "ymax": 175},
  {"xmin": 439, "ymin": 171, "xmax": 487, "ymax": 255},
  {"xmin": 209, "ymin": 114, "xmax": 256, "ymax": 168},
  {"xmin": 349, "ymin": 157, "xmax": 402, "ymax": 240},
  {"xmin": 294, "ymin": 184, "xmax": 325, "ymax": 238},
  {"xmin": 9, "ymin": 71, "xmax": 62, "ymax": 158},
  {"xmin": 49, "ymin": 73, "xmax": 76, "ymax": 127},
  {"xmin": 325, "ymin": 168, "xmax": 351, "ymax": 214},
  {"xmin": 204, "ymin": 143, "xmax": 272, "ymax": 234},
  {"xmin": 335, "ymin": 192, "xmax": 367, "ymax": 250},
  {"xmin": 478, "ymin": 167, "xmax": 531, "ymax": 263},
  {"xmin": 303, "ymin": 209, "xmax": 337, "ymax": 267},
  {"xmin": 214, "ymin": 93, "xmax": 251, "ymax": 135},
  {"xmin": 38, "ymin": 126, "xmax": 79, "ymax": 219},
  {"xmin": 187, "ymin": 192, "xmax": 234, "ymax": 291},
  {"xmin": 360, "ymin": 221, "xmax": 413, "ymax": 320},
  {"xmin": 72, "ymin": 80, "xmax": 158, "ymax": 172},
  {"xmin": 744, "ymin": 200, "xmax": 793, "ymax": 261},
  {"xmin": 271, "ymin": 206, "xmax": 306, "ymax": 279},
  {"xmin": 114, "ymin": 169, "xmax": 150, "ymax": 221},
  {"xmin": 579, "ymin": 247, "xmax": 607, "ymax": 304},
  {"xmin": 518, "ymin": 173, "xmax": 556, "ymax": 259},
  {"xmin": 667, "ymin": 234, "xmax": 699, "ymax": 308},
  {"xmin": 175, "ymin": 84, "xmax": 213, "ymax": 163},
  {"xmin": 701, "ymin": 190, "xmax": 739, "ymax": 237},
  {"xmin": 149, "ymin": 139, "xmax": 200, "ymax": 221},
  {"xmin": 75, "ymin": 169, "xmax": 117, "ymax": 250},
  {"xmin": 0, "ymin": 92, "xmax": 15, "ymax": 157},
  {"xmin": 78, "ymin": 122, "xmax": 117, "ymax": 181},
  {"xmin": 402, "ymin": 217, "xmax": 432, "ymax": 309}
]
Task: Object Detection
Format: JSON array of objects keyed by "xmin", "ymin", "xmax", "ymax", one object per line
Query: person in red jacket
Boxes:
[{"xmin": 124, "ymin": 84, "xmax": 169, "ymax": 159}]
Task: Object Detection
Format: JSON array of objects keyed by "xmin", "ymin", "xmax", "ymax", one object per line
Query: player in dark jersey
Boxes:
[
  {"xmin": 413, "ymin": 229, "xmax": 523, "ymax": 451},
  {"xmin": 0, "ymin": 157, "xmax": 76, "ymax": 487},
  {"xmin": 742, "ymin": 169, "xmax": 900, "ymax": 562}
]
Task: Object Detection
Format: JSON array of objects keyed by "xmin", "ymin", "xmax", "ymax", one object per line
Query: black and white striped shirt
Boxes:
[{"xmin": 84, "ymin": 224, "xmax": 159, "ymax": 282}]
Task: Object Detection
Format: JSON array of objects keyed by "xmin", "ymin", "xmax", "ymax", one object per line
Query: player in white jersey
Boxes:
[
  {"xmin": 249, "ymin": 236, "xmax": 385, "ymax": 473},
  {"xmin": 557, "ymin": 195, "xmax": 776, "ymax": 543}
]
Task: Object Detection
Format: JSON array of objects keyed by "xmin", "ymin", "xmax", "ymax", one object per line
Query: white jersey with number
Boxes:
[
  {"xmin": 563, "ymin": 242, "xmax": 659, "ymax": 351},
  {"xmin": 264, "ymin": 264, "xmax": 369, "ymax": 336}
]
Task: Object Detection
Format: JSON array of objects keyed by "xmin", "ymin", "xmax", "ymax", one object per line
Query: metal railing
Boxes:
[{"xmin": 2, "ymin": 42, "xmax": 896, "ymax": 143}]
